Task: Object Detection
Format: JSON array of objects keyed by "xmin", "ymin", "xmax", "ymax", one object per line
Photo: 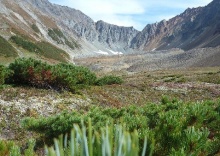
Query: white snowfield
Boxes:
[
  {"xmin": 151, "ymin": 48, "xmax": 156, "ymax": 51},
  {"xmin": 107, "ymin": 49, "xmax": 123, "ymax": 55},
  {"xmin": 94, "ymin": 49, "xmax": 123, "ymax": 55},
  {"xmin": 94, "ymin": 50, "xmax": 109, "ymax": 55}
]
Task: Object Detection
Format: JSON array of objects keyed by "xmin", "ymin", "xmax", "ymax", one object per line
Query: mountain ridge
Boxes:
[{"xmin": 0, "ymin": 0, "xmax": 220, "ymax": 61}]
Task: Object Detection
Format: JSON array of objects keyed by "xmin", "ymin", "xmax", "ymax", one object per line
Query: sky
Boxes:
[{"xmin": 49, "ymin": 0, "xmax": 213, "ymax": 31}]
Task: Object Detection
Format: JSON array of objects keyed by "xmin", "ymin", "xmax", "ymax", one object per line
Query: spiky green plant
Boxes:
[{"xmin": 45, "ymin": 119, "xmax": 147, "ymax": 156}]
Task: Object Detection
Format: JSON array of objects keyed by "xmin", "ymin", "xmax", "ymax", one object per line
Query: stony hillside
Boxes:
[
  {"xmin": 0, "ymin": 0, "xmax": 139, "ymax": 60},
  {"xmin": 131, "ymin": 0, "xmax": 220, "ymax": 51}
]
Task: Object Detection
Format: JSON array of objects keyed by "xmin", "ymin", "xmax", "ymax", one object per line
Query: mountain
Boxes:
[
  {"xmin": 0, "ymin": 0, "xmax": 220, "ymax": 63},
  {"xmin": 131, "ymin": 0, "xmax": 220, "ymax": 51}
]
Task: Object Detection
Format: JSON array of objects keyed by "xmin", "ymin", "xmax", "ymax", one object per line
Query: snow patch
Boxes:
[
  {"xmin": 94, "ymin": 50, "xmax": 109, "ymax": 55},
  {"xmin": 107, "ymin": 49, "xmax": 123, "ymax": 55}
]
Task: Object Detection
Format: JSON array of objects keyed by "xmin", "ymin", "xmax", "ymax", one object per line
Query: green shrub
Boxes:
[
  {"xmin": 48, "ymin": 28, "xmax": 63, "ymax": 44},
  {"xmin": 0, "ymin": 139, "xmax": 36, "ymax": 156},
  {"xmin": 45, "ymin": 119, "xmax": 148, "ymax": 156},
  {"xmin": 52, "ymin": 63, "xmax": 97, "ymax": 91},
  {"xmin": 7, "ymin": 58, "xmax": 97, "ymax": 92},
  {"xmin": 24, "ymin": 139, "xmax": 36, "ymax": 156},
  {"xmin": 0, "ymin": 140, "xmax": 13, "ymax": 156},
  {"xmin": 10, "ymin": 35, "xmax": 69, "ymax": 62},
  {"xmin": 1, "ymin": 121, "xmax": 148, "ymax": 156},
  {"xmin": 22, "ymin": 99, "xmax": 220, "ymax": 155},
  {"xmin": 31, "ymin": 24, "xmax": 40, "ymax": 33},
  {"xmin": 0, "ymin": 65, "xmax": 12, "ymax": 85},
  {"xmin": 96, "ymin": 75, "xmax": 123, "ymax": 86},
  {"xmin": 10, "ymin": 35, "xmax": 41, "ymax": 53},
  {"xmin": 36, "ymin": 41, "xmax": 69, "ymax": 62},
  {"xmin": 7, "ymin": 58, "xmax": 52, "ymax": 88},
  {"xmin": 48, "ymin": 28, "xmax": 80, "ymax": 49}
]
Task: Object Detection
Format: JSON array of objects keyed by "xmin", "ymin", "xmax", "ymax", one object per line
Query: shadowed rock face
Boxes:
[
  {"xmin": 95, "ymin": 20, "xmax": 139, "ymax": 50},
  {"xmin": 0, "ymin": 0, "xmax": 220, "ymax": 55}
]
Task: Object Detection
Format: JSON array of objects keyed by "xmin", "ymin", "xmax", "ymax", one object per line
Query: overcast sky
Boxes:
[{"xmin": 48, "ymin": 0, "xmax": 212, "ymax": 31}]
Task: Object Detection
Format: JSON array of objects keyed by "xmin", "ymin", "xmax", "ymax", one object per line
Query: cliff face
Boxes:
[
  {"xmin": 95, "ymin": 20, "xmax": 139, "ymax": 50},
  {"xmin": 0, "ymin": 0, "xmax": 220, "ymax": 57}
]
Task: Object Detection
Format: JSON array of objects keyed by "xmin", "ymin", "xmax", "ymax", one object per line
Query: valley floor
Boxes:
[{"xmin": 0, "ymin": 67, "xmax": 219, "ymax": 144}]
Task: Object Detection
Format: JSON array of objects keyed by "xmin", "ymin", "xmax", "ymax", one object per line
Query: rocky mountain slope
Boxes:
[
  {"xmin": 131, "ymin": 0, "xmax": 220, "ymax": 51},
  {"xmin": 0, "ymin": 0, "xmax": 220, "ymax": 61}
]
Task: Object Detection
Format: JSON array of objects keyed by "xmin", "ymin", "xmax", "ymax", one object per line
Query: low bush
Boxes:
[
  {"xmin": 36, "ymin": 41, "xmax": 69, "ymax": 62},
  {"xmin": 0, "ymin": 139, "xmax": 36, "ymax": 156},
  {"xmin": 31, "ymin": 24, "xmax": 40, "ymax": 33},
  {"xmin": 0, "ymin": 65, "xmax": 12, "ymax": 85},
  {"xmin": 22, "ymin": 99, "xmax": 220, "ymax": 155},
  {"xmin": 7, "ymin": 58, "xmax": 97, "ymax": 92},
  {"xmin": 96, "ymin": 75, "xmax": 123, "ymax": 86},
  {"xmin": 0, "ymin": 140, "xmax": 14, "ymax": 156},
  {"xmin": 7, "ymin": 58, "xmax": 52, "ymax": 88},
  {"xmin": 10, "ymin": 36, "xmax": 41, "ymax": 53},
  {"xmin": 48, "ymin": 28, "xmax": 63, "ymax": 44},
  {"xmin": 48, "ymin": 28, "xmax": 80, "ymax": 49},
  {"xmin": 10, "ymin": 35, "xmax": 69, "ymax": 62},
  {"xmin": 51, "ymin": 63, "xmax": 97, "ymax": 91}
]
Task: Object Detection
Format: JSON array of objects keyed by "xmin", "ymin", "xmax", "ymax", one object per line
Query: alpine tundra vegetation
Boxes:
[{"xmin": 0, "ymin": 0, "xmax": 220, "ymax": 155}]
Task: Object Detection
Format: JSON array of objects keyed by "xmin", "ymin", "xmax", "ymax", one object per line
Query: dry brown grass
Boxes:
[
  {"xmin": 38, "ymin": 14, "xmax": 59, "ymax": 29},
  {"xmin": 82, "ymin": 67, "xmax": 220, "ymax": 106}
]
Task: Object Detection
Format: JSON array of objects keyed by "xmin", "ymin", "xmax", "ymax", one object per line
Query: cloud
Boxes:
[
  {"xmin": 49, "ymin": 0, "xmax": 213, "ymax": 30},
  {"xmin": 142, "ymin": 0, "xmax": 212, "ymax": 10},
  {"xmin": 50, "ymin": 0, "xmax": 146, "ymax": 30},
  {"xmin": 64, "ymin": 0, "xmax": 145, "ymax": 15}
]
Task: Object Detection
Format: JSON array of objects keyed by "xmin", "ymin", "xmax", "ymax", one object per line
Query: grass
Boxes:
[
  {"xmin": 0, "ymin": 35, "xmax": 18, "ymax": 57},
  {"xmin": 10, "ymin": 35, "xmax": 70, "ymax": 62},
  {"xmin": 36, "ymin": 41, "xmax": 69, "ymax": 62},
  {"xmin": 48, "ymin": 28, "xmax": 80, "ymax": 49},
  {"xmin": 197, "ymin": 72, "xmax": 220, "ymax": 84},
  {"xmin": 83, "ymin": 68, "xmax": 220, "ymax": 106}
]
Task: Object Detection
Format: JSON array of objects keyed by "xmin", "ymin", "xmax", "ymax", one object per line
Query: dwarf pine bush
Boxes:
[
  {"xmin": 96, "ymin": 75, "xmax": 123, "ymax": 86},
  {"xmin": 10, "ymin": 36, "xmax": 41, "ymax": 53},
  {"xmin": 0, "ymin": 139, "xmax": 36, "ymax": 156},
  {"xmin": 7, "ymin": 58, "xmax": 124, "ymax": 92},
  {"xmin": 7, "ymin": 58, "xmax": 97, "ymax": 92},
  {"xmin": 0, "ymin": 65, "xmax": 12, "ymax": 85},
  {"xmin": 22, "ymin": 99, "xmax": 220, "ymax": 155}
]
